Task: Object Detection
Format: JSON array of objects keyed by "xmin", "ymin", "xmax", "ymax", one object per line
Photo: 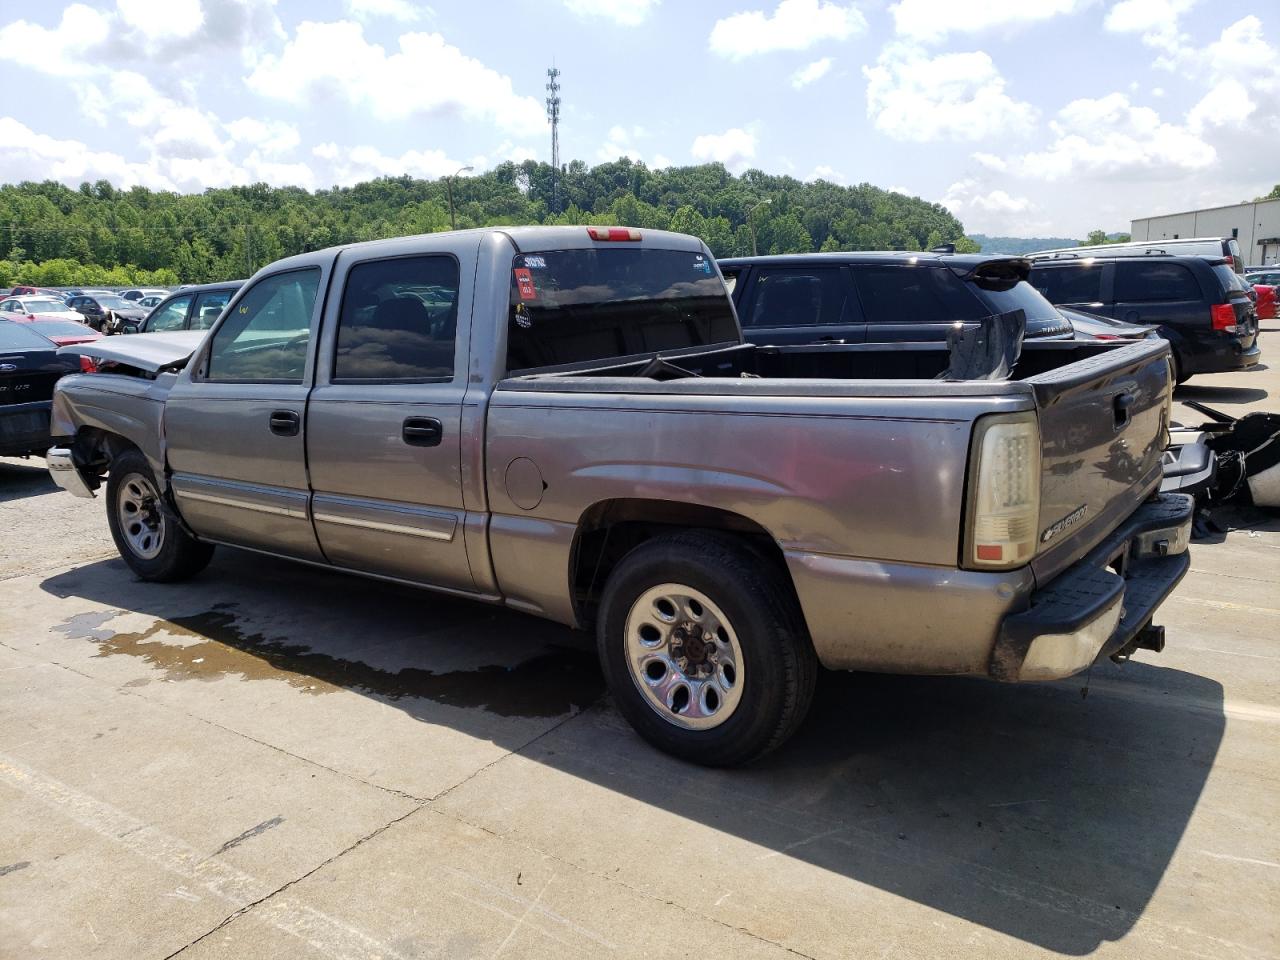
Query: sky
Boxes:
[{"xmin": 1, "ymin": 0, "xmax": 1277, "ymax": 238}]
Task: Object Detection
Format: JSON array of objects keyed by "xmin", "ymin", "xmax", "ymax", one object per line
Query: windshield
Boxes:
[
  {"xmin": 505, "ymin": 247, "xmax": 738, "ymax": 372},
  {"xmin": 25, "ymin": 298, "xmax": 67, "ymax": 312},
  {"xmin": 96, "ymin": 296, "xmax": 132, "ymax": 309}
]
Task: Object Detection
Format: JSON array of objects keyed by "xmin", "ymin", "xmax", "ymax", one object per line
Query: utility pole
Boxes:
[
  {"xmin": 447, "ymin": 166, "xmax": 473, "ymax": 230},
  {"xmin": 546, "ymin": 66, "xmax": 561, "ymax": 213},
  {"xmin": 747, "ymin": 198, "xmax": 771, "ymax": 257}
]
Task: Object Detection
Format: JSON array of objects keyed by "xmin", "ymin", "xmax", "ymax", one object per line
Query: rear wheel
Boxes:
[
  {"xmin": 106, "ymin": 449, "xmax": 213, "ymax": 581},
  {"xmin": 597, "ymin": 532, "xmax": 817, "ymax": 766},
  {"xmin": 1171, "ymin": 350, "xmax": 1191, "ymax": 386}
]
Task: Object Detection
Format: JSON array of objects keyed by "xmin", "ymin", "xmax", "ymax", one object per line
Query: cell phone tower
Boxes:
[{"xmin": 546, "ymin": 66, "xmax": 561, "ymax": 212}]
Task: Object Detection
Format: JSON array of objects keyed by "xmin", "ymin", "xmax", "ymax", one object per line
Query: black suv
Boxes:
[
  {"xmin": 121, "ymin": 280, "xmax": 245, "ymax": 335},
  {"xmin": 1028, "ymin": 254, "xmax": 1259, "ymax": 382},
  {"xmin": 718, "ymin": 253, "xmax": 1074, "ymax": 347}
]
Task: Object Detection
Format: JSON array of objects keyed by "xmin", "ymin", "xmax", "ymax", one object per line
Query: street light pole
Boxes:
[
  {"xmin": 447, "ymin": 165, "xmax": 473, "ymax": 230},
  {"xmin": 747, "ymin": 198, "xmax": 771, "ymax": 256}
]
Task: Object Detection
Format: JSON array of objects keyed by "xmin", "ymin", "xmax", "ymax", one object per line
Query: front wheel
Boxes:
[
  {"xmin": 597, "ymin": 532, "xmax": 817, "ymax": 766},
  {"xmin": 105, "ymin": 448, "xmax": 214, "ymax": 581}
]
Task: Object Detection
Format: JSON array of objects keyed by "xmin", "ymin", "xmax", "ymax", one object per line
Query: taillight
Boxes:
[
  {"xmin": 966, "ymin": 413, "xmax": 1041, "ymax": 570},
  {"xmin": 587, "ymin": 226, "xmax": 641, "ymax": 241},
  {"xmin": 1210, "ymin": 303, "xmax": 1237, "ymax": 331},
  {"xmin": 79, "ymin": 355, "xmax": 97, "ymax": 373}
]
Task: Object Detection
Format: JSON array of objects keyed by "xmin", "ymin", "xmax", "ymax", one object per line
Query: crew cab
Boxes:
[{"xmin": 45, "ymin": 226, "xmax": 1192, "ymax": 765}]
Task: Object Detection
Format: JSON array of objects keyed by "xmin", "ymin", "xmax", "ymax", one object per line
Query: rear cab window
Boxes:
[
  {"xmin": 505, "ymin": 247, "xmax": 737, "ymax": 372},
  {"xmin": 334, "ymin": 255, "xmax": 459, "ymax": 381}
]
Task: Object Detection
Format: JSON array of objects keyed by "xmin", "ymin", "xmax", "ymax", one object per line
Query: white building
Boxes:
[{"xmin": 1131, "ymin": 198, "xmax": 1280, "ymax": 266}]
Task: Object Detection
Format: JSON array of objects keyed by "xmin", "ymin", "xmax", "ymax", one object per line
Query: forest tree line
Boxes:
[{"xmin": 0, "ymin": 158, "xmax": 979, "ymax": 286}]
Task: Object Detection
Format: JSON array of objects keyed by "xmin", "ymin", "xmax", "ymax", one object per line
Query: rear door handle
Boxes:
[
  {"xmin": 403, "ymin": 417, "xmax": 443, "ymax": 447},
  {"xmin": 1113, "ymin": 392, "xmax": 1135, "ymax": 428},
  {"xmin": 269, "ymin": 410, "xmax": 300, "ymax": 437}
]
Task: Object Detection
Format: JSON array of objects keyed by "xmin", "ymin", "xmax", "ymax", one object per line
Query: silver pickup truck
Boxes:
[{"xmin": 46, "ymin": 226, "xmax": 1193, "ymax": 765}]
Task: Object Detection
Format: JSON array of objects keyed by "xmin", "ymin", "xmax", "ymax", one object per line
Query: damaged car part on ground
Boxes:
[{"xmin": 43, "ymin": 226, "xmax": 1192, "ymax": 765}]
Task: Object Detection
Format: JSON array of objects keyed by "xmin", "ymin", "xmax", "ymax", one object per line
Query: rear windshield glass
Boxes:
[
  {"xmin": 0, "ymin": 321, "xmax": 53, "ymax": 349},
  {"xmin": 1213, "ymin": 263, "xmax": 1248, "ymax": 295},
  {"xmin": 971, "ymin": 280, "xmax": 1063, "ymax": 323},
  {"xmin": 505, "ymin": 248, "xmax": 738, "ymax": 371},
  {"xmin": 26, "ymin": 298, "xmax": 67, "ymax": 312},
  {"xmin": 28, "ymin": 320, "xmax": 89, "ymax": 336}
]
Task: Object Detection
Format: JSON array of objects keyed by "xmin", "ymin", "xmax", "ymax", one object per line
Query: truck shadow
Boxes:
[
  {"xmin": 1172, "ymin": 383, "xmax": 1269, "ymax": 405},
  {"xmin": 0, "ymin": 458, "xmax": 57, "ymax": 502},
  {"xmin": 38, "ymin": 549, "xmax": 1224, "ymax": 956}
]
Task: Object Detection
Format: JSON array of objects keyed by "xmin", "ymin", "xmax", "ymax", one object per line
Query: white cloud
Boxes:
[
  {"xmin": 310, "ymin": 142, "xmax": 467, "ymax": 186},
  {"xmin": 116, "ymin": 0, "xmax": 205, "ymax": 40},
  {"xmin": 563, "ymin": 0, "xmax": 659, "ymax": 25},
  {"xmin": 709, "ymin": 0, "xmax": 866, "ymax": 60},
  {"xmin": 890, "ymin": 0, "xmax": 1092, "ymax": 43},
  {"xmin": 597, "ymin": 125, "xmax": 644, "ymax": 162},
  {"xmin": 791, "ymin": 58, "xmax": 833, "ymax": 89},
  {"xmin": 0, "ymin": 116, "xmax": 175, "ymax": 189},
  {"xmin": 972, "ymin": 152, "xmax": 1007, "ymax": 171},
  {"xmin": 225, "ymin": 117, "xmax": 302, "ymax": 157},
  {"xmin": 344, "ymin": 0, "xmax": 429, "ymax": 21},
  {"xmin": 1104, "ymin": 0, "xmax": 1198, "ymax": 63},
  {"xmin": 864, "ymin": 45, "xmax": 1037, "ymax": 141},
  {"xmin": 79, "ymin": 71, "xmax": 226, "ymax": 159},
  {"xmin": 810, "ymin": 164, "xmax": 847, "ymax": 183},
  {"xmin": 247, "ymin": 21, "xmax": 544, "ymax": 137},
  {"xmin": 0, "ymin": 4, "xmax": 110, "ymax": 76},
  {"xmin": 691, "ymin": 127, "xmax": 758, "ymax": 171},
  {"xmin": 1016, "ymin": 93, "xmax": 1215, "ymax": 180},
  {"xmin": 942, "ymin": 178, "xmax": 1044, "ymax": 233}
]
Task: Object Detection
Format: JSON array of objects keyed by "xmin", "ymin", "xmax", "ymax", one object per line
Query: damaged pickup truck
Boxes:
[{"xmin": 46, "ymin": 226, "xmax": 1192, "ymax": 765}]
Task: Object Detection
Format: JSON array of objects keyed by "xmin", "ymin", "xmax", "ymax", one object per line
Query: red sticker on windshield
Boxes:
[{"xmin": 514, "ymin": 267, "xmax": 537, "ymax": 300}]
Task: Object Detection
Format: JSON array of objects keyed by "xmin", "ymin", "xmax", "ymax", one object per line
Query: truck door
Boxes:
[
  {"xmin": 305, "ymin": 247, "xmax": 474, "ymax": 591},
  {"xmin": 164, "ymin": 265, "xmax": 327, "ymax": 560}
]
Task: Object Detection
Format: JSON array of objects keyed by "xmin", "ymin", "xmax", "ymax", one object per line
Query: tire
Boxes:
[
  {"xmin": 1171, "ymin": 351, "xmax": 1191, "ymax": 386},
  {"xmin": 597, "ymin": 531, "xmax": 818, "ymax": 766},
  {"xmin": 105, "ymin": 448, "xmax": 214, "ymax": 582}
]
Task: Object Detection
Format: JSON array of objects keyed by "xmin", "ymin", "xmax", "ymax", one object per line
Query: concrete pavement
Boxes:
[{"xmin": 1, "ymin": 332, "xmax": 1277, "ymax": 959}]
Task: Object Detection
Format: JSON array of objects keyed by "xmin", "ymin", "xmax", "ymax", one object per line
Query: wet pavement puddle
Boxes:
[{"xmin": 53, "ymin": 604, "xmax": 604, "ymax": 718}]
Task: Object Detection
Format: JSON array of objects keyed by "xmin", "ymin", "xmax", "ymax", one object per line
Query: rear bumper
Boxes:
[
  {"xmin": 990, "ymin": 493, "xmax": 1193, "ymax": 682},
  {"xmin": 0, "ymin": 401, "xmax": 52, "ymax": 458},
  {"xmin": 46, "ymin": 445, "xmax": 97, "ymax": 498},
  {"xmin": 1181, "ymin": 332, "xmax": 1260, "ymax": 374}
]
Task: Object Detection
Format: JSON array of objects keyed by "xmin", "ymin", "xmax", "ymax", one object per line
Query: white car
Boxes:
[{"xmin": 0, "ymin": 296, "xmax": 86, "ymax": 322}]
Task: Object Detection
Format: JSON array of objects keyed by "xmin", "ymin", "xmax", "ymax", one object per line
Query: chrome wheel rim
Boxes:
[
  {"xmin": 624, "ymin": 583, "xmax": 744, "ymax": 730},
  {"xmin": 116, "ymin": 472, "xmax": 165, "ymax": 560}
]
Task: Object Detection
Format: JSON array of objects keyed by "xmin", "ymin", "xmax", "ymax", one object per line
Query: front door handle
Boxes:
[
  {"xmin": 269, "ymin": 410, "xmax": 300, "ymax": 437},
  {"xmin": 403, "ymin": 417, "xmax": 443, "ymax": 447}
]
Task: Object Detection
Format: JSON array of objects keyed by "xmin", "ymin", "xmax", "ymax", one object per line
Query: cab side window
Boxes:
[
  {"xmin": 333, "ymin": 256, "xmax": 458, "ymax": 381},
  {"xmin": 147, "ymin": 295, "xmax": 193, "ymax": 332},
  {"xmin": 746, "ymin": 268, "xmax": 846, "ymax": 327},
  {"xmin": 205, "ymin": 269, "xmax": 320, "ymax": 383}
]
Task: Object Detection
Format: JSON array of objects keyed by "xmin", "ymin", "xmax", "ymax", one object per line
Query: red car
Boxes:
[
  {"xmin": 22, "ymin": 318, "xmax": 103, "ymax": 347},
  {"xmin": 1253, "ymin": 284, "xmax": 1275, "ymax": 321}
]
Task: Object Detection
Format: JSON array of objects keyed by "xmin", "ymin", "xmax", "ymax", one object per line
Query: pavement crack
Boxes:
[{"xmin": 161, "ymin": 804, "xmax": 427, "ymax": 960}]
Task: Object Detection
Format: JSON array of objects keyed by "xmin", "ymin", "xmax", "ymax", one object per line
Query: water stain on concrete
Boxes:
[{"xmin": 53, "ymin": 605, "xmax": 603, "ymax": 718}]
